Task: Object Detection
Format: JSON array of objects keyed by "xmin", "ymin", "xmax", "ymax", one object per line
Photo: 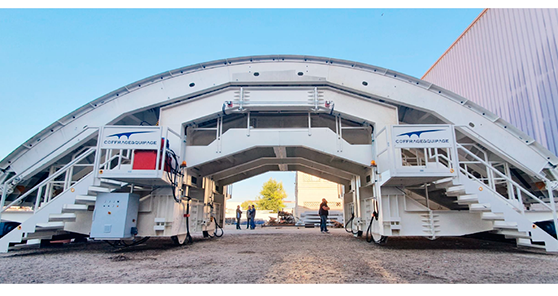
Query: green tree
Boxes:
[
  {"xmin": 255, "ymin": 178, "xmax": 287, "ymax": 212},
  {"xmin": 240, "ymin": 200, "xmax": 255, "ymax": 210}
]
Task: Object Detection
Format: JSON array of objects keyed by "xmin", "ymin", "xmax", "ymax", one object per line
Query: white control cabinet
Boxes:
[{"xmin": 90, "ymin": 193, "xmax": 140, "ymax": 239}]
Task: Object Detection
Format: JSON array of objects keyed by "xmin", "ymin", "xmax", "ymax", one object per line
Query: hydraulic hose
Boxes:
[
  {"xmin": 105, "ymin": 237, "xmax": 150, "ymax": 248},
  {"xmin": 365, "ymin": 212, "xmax": 377, "ymax": 243},
  {"xmin": 345, "ymin": 213, "xmax": 360, "ymax": 236},
  {"xmin": 204, "ymin": 194, "xmax": 223, "ymax": 238},
  {"xmin": 366, "ymin": 200, "xmax": 388, "ymax": 244},
  {"xmin": 164, "ymin": 147, "xmax": 183, "ymax": 203},
  {"xmin": 214, "ymin": 218, "xmax": 224, "ymax": 238},
  {"xmin": 185, "ymin": 198, "xmax": 193, "ymax": 244},
  {"xmin": 345, "ymin": 213, "xmax": 355, "ymax": 233},
  {"xmin": 121, "ymin": 237, "xmax": 150, "ymax": 247}
]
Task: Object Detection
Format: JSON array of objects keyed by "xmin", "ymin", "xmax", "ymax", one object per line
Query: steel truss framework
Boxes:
[{"xmin": 1, "ymin": 55, "xmax": 557, "ymax": 253}]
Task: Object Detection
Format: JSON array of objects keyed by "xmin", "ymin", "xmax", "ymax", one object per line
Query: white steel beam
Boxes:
[
  {"xmin": 3, "ymin": 55, "xmax": 556, "ymax": 205},
  {"xmin": 208, "ymin": 157, "xmax": 355, "ymax": 182}
]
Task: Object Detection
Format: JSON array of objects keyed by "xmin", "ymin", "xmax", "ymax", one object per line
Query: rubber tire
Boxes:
[
  {"xmin": 372, "ymin": 233, "xmax": 388, "ymax": 245},
  {"xmin": 171, "ymin": 234, "xmax": 193, "ymax": 245}
]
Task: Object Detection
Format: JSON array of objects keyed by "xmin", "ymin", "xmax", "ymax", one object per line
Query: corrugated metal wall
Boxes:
[{"xmin": 423, "ymin": 8, "xmax": 558, "ymax": 156}]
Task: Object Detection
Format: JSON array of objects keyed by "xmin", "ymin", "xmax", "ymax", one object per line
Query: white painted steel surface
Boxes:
[
  {"xmin": 2, "ymin": 56, "xmax": 557, "ymax": 182},
  {"xmin": 1, "ymin": 55, "xmax": 558, "ymax": 253},
  {"xmin": 185, "ymin": 128, "xmax": 373, "ymax": 168}
]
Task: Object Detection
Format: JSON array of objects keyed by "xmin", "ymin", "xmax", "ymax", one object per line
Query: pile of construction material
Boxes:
[{"xmin": 266, "ymin": 211, "xmax": 295, "ymax": 226}]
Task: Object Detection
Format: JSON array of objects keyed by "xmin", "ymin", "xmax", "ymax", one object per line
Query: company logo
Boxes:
[
  {"xmin": 395, "ymin": 129, "xmax": 449, "ymax": 145},
  {"xmin": 397, "ymin": 129, "xmax": 443, "ymax": 138},
  {"xmin": 103, "ymin": 130, "xmax": 158, "ymax": 146},
  {"xmin": 107, "ymin": 131, "xmax": 154, "ymax": 139}
]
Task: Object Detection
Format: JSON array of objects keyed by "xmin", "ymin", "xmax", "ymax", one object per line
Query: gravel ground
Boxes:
[{"xmin": 1, "ymin": 225, "xmax": 558, "ymax": 284}]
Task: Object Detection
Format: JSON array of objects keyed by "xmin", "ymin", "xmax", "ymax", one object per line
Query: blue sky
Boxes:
[{"xmin": 0, "ymin": 8, "xmax": 484, "ymax": 202}]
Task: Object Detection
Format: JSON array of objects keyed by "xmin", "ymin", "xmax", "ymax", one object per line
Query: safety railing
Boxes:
[
  {"xmin": 452, "ymin": 125, "xmax": 558, "ymax": 240},
  {"xmin": 458, "ymin": 139, "xmax": 544, "ymax": 205},
  {"xmin": 428, "ymin": 148, "xmax": 452, "ymax": 168},
  {"xmin": 400, "ymin": 148, "xmax": 426, "ymax": 167},
  {"xmin": 97, "ymin": 149, "xmax": 133, "ymax": 172},
  {"xmin": 456, "ymin": 143, "xmax": 493, "ymax": 187},
  {"xmin": 0, "ymin": 127, "xmax": 99, "ymax": 197},
  {"xmin": 456, "ymin": 143, "xmax": 554, "ymax": 214},
  {"xmin": 401, "ymin": 147, "xmax": 454, "ymax": 171},
  {"xmin": 225, "ymin": 184, "xmax": 233, "ymax": 200},
  {"xmin": 457, "ymin": 142, "xmax": 558, "ymax": 245},
  {"xmin": 0, "ymin": 147, "xmax": 97, "ymax": 218}
]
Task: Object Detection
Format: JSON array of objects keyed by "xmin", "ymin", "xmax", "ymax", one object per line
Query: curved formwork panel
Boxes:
[
  {"xmin": 2, "ymin": 55, "xmax": 557, "ymax": 178},
  {"xmin": 1, "ymin": 55, "xmax": 557, "ymax": 253}
]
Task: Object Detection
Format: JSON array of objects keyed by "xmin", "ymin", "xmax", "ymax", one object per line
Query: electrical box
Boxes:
[{"xmin": 90, "ymin": 193, "xmax": 140, "ymax": 240}]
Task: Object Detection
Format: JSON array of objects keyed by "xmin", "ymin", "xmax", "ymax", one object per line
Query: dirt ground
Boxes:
[{"xmin": 1, "ymin": 224, "xmax": 558, "ymax": 284}]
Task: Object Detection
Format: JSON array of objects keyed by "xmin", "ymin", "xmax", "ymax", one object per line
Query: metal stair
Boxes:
[
  {"xmin": 469, "ymin": 203, "xmax": 491, "ymax": 212},
  {"xmin": 48, "ymin": 213, "xmax": 77, "ymax": 222},
  {"xmin": 446, "ymin": 171, "xmax": 558, "ymax": 252},
  {"xmin": 62, "ymin": 204, "xmax": 90, "ymax": 212},
  {"xmin": 0, "ymin": 175, "xmax": 127, "ymax": 252},
  {"xmin": 75, "ymin": 195, "xmax": 97, "ymax": 204}
]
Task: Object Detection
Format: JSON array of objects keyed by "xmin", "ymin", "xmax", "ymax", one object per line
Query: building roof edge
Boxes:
[{"xmin": 422, "ymin": 8, "xmax": 489, "ymax": 79}]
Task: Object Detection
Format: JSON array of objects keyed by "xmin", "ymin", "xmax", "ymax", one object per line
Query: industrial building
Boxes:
[
  {"xmin": 295, "ymin": 171, "xmax": 344, "ymax": 226},
  {"xmin": 423, "ymin": 8, "xmax": 558, "ymax": 156}
]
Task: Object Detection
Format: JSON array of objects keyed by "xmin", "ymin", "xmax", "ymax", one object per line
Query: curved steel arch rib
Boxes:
[{"xmin": 1, "ymin": 55, "xmax": 556, "ymax": 182}]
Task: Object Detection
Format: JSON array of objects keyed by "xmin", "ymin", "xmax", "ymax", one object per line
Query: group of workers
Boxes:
[
  {"xmin": 236, "ymin": 205, "xmax": 257, "ymax": 230},
  {"xmin": 234, "ymin": 198, "xmax": 331, "ymax": 233}
]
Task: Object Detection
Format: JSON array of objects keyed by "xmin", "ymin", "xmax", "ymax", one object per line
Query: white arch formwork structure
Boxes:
[{"xmin": 1, "ymin": 55, "xmax": 558, "ymax": 252}]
